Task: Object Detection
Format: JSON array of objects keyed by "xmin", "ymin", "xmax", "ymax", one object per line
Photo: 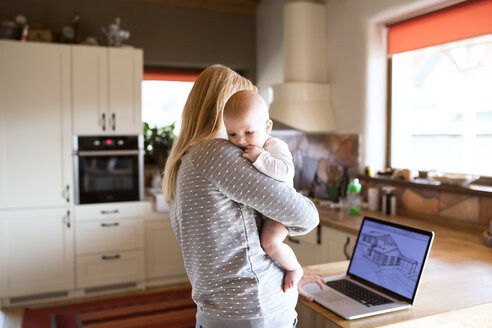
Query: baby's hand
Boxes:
[{"xmin": 242, "ymin": 145, "xmax": 263, "ymax": 162}]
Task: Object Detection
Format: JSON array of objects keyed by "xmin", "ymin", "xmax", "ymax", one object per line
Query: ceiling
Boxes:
[{"xmin": 132, "ymin": 0, "xmax": 261, "ymax": 15}]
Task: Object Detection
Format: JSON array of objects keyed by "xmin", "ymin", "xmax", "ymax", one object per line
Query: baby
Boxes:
[{"xmin": 223, "ymin": 90, "xmax": 302, "ymax": 291}]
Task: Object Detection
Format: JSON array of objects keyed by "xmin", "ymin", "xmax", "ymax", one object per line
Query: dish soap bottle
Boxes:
[{"xmin": 347, "ymin": 178, "xmax": 362, "ymax": 215}]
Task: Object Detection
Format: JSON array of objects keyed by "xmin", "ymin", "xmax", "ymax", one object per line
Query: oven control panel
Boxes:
[{"xmin": 75, "ymin": 135, "xmax": 141, "ymax": 151}]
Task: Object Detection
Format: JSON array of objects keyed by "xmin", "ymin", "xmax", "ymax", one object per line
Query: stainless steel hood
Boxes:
[{"xmin": 269, "ymin": 1, "xmax": 336, "ymax": 133}]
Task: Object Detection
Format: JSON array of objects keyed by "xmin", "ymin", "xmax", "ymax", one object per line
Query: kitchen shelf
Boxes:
[{"xmin": 358, "ymin": 175, "xmax": 492, "ymax": 197}]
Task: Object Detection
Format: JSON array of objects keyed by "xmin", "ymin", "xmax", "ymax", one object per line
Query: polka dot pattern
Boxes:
[{"xmin": 169, "ymin": 139, "xmax": 319, "ymax": 325}]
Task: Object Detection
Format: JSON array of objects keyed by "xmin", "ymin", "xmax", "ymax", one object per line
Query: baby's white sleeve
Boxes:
[{"xmin": 253, "ymin": 138, "xmax": 295, "ymax": 187}]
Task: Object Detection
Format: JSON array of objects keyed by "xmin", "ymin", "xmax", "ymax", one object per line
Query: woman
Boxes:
[{"xmin": 163, "ymin": 64, "xmax": 320, "ymax": 328}]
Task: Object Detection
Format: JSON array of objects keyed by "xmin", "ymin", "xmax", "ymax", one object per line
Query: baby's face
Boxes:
[{"xmin": 224, "ymin": 108, "xmax": 272, "ymax": 149}]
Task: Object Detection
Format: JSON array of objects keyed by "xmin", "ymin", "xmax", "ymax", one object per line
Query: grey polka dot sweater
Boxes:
[{"xmin": 170, "ymin": 139, "xmax": 319, "ymax": 328}]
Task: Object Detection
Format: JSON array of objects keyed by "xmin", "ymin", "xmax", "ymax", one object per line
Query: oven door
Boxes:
[{"xmin": 75, "ymin": 150, "xmax": 143, "ymax": 204}]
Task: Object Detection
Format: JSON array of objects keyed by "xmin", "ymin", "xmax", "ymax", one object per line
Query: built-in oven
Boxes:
[{"xmin": 74, "ymin": 135, "xmax": 144, "ymax": 204}]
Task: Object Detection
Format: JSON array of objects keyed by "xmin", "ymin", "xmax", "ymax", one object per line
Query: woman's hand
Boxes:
[{"xmin": 297, "ymin": 272, "xmax": 325, "ymax": 302}]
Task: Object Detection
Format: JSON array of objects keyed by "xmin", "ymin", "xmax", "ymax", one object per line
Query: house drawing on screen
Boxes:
[{"xmin": 360, "ymin": 231, "xmax": 418, "ymax": 275}]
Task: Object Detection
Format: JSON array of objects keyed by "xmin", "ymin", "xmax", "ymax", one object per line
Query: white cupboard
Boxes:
[
  {"xmin": 74, "ymin": 202, "xmax": 146, "ymax": 289},
  {"xmin": 72, "ymin": 45, "xmax": 143, "ymax": 135},
  {"xmin": 0, "ymin": 40, "xmax": 72, "ymax": 209},
  {"xmin": 145, "ymin": 216, "xmax": 187, "ymax": 282},
  {"xmin": 286, "ymin": 225, "xmax": 357, "ymax": 265},
  {"xmin": 0, "ymin": 208, "xmax": 74, "ymax": 298},
  {"xmin": 323, "ymin": 226, "xmax": 357, "ymax": 262}
]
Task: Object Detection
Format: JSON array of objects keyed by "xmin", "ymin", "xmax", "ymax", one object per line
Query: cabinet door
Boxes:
[
  {"xmin": 108, "ymin": 47, "xmax": 143, "ymax": 135},
  {"xmin": 72, "ymin": 45, "xmax": 109, "ymax": 135},
  {"xmin": 145, "ymin": 220, "xmax": 186, "ymax": 279},
  {"xmin": 322, "ymin": 226, "xmax": 357, "ymax": 262},
  {"xmin": 1, "ymin": 208, "xmax": 74, "ymax": 297},
  {"xmin": 0, "ymin": 40, "xmax": 72, "ymax": 209},
  {"xmin": 285, "ymin": 227, "xmax": 324, "ymax": 266}
]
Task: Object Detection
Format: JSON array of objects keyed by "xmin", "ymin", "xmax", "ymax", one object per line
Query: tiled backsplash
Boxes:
[{"xmin": 273, "ymin": 131, "xmax": 359, "ymax": 199}]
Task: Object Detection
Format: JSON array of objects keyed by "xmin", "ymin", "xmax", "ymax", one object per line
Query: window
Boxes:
[
  {"xmin": 390, "ymin": 35, "xmax": 492, "ymax": 176},
  {"xmin": 141, "ymin": 69, "xmax": 199, "ymax": 134},
  {"xmin": 387, "ymin": 0, "xmax": 492, "ymax": 177}
]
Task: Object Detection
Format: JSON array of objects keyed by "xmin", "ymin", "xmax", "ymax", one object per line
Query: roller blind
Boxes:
[
  {"xmin": 387, "ymin": 0, "xmax": 492, "ymax": 55},
  {"xmin": 143, "ymin": 69, "xmax": 200, "ymax": 82}
]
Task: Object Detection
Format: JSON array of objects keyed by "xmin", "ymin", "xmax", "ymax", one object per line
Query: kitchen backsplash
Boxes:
[
  {"xmin": 272, "ymin": 131, "xmax": 359, "ymax": 199},
  {"xmin": 361, "ymin": 179, "xmax": 492, "ymax": 226}
]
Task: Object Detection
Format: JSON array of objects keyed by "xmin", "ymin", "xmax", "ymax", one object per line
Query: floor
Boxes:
[{"xmin": 0, "ymin": 282, "xmax": 191, "ymax": 328}]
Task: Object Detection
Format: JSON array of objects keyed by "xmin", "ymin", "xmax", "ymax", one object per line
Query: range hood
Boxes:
[{"xmin": 269, "ymin": 1, "xmax": 336, "ymax": 133}]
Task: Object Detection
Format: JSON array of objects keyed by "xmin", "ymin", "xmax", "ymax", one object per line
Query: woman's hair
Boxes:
[{"xmin": 162, "ymin": 64, "xmax": 256, "ymax": 202}]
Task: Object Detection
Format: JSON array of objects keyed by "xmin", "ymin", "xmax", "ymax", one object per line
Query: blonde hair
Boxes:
[{"xmin": 162, "ymin": 64, "xmax": 256, "ymax": 202}]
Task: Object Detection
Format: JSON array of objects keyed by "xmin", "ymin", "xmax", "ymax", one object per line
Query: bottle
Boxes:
[
  {"xmin": 339, "ymin": 166, "xmax": 349, "ymax": 198},
  {"xmin": 381, "ymin": 186, "xmax": 397, "ymax": 216},
  {"xmin": 347, "ymin": 178, "xmax": 362, "ymax": 215},
  {"xmin": 367, "ymin": 187, "xmax": 379, "ymax": 211}
]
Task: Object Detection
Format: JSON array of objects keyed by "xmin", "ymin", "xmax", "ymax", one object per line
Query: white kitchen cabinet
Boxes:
[
  {"xmin": 0, "ymin": 40, "xmax": 72, "ymax": 209},
  {"xmin": 0, "ymin": 208, "xmax": 74, "ymax": 298},
  {"xmin": 286, "ymin": 226, "xmax": 325, "ymax": 266},
  {"xmin": 72, "ymin": 45, "xmax": 143, "ymax": 135},
  {"xmin": 76, "ymin": 250, "xmax": 144, "ymax": 288},
  {"xmin": 286, "ymin": 225, "xmax": 357, "ymax": 265},
  {"xmin": 76, "ymin": 218, "xmax": 144, "ymax": 255},
  {"xmin": 145, "ymin": 216, "xmax": 187, "ymax": 281},
  {"xmin": 323, "ymin": 226, "xmax": 357, "ymax": 262},
  {"xmin": 74, "ymin": 202, "xmax": 147, "ymax": 289}
]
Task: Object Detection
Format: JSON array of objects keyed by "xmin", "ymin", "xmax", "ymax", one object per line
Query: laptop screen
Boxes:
[{"xmin": 347, "ymin": 217, "xmax": 434, "ymax": 302}]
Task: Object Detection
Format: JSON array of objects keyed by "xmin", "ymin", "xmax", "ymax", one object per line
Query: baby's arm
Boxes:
[{"xmin": 252, "ymin": 138, "xmax": 294, "ymax": 185}]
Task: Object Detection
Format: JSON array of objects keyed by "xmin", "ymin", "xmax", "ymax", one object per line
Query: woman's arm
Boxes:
[{"xmin": 190, "ymin": 139, "xmax": 319, "ymax": 236}]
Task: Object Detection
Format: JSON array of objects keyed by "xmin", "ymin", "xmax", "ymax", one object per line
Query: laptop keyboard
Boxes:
[{"xmin": 326, "ymin": 279, "xmax": 393, "ymax": 307}]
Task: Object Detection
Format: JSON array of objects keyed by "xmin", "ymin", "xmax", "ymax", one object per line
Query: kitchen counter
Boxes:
[{"xmin": 298, "ymin": 208, "xmax": 492, "ymax": 328}]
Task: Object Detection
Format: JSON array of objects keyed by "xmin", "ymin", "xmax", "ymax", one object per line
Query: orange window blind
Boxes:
[
  {"xmin": 387, "ymin": 0, "xmax": 492, "ymax": 55},
  {"xmin": 143, "ymin": 69, "xmax": 201, "ymax": 82}
]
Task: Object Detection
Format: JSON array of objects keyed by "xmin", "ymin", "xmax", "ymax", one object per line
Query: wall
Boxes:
[
  {"xmin": 0, "ymin": 0, "xmax": 256, "ymax": 79},
  {"xmin": 256, "ymin": 0, "xmax": 457, "ymax": 171}
]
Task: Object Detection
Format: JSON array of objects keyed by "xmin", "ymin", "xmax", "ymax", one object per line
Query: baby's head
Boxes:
[{"xmin": 223, "ymin": 90, "xmax": 272, "ymax": 149}]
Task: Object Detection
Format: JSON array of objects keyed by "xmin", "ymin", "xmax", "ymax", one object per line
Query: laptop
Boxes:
[{"xmin": 302, "ymin": 216, "xmax": 434, "ymax": 320}]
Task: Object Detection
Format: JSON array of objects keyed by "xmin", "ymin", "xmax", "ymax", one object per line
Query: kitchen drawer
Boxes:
[
  {"xmin": 76, "ymin": 250, "xmax": 144, "ymax": 288},
  {"xmin": 76, "ymin": 218, "xmax": 144, "ymax": 255},
  {"xmin": 74, "ymin": 201, "xmax": 149, "ymax": 222}
]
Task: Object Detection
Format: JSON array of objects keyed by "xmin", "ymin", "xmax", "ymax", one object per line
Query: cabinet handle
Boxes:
[
  {"xmin": 343, "ymin": 236, "xmax": 351, "ymax": 260},
  {"xmin": 101, "ymin": 210, "xmax": 119, "ymax": 214},
  {"xmin": 65, "ymin": 185, "xmax": 70, "ymax": 203},
  {"xmin": 287, "ymin": 236, "xmax": 300, "ymax": 244},
  {"xmin": 317, "ymin": 225, "xmax": 321, "ymax": 244},
  {"xmin": 112, "ymin": 113, "xmax": 116, "ymax": 131},
  {"xmin": 102, "ymin": 254, "xmax": 120, "ymax": 260},
  {"xmin": 101, "ymin": 222, "xmax": 119, "ymax": 227},
  {"xmin": 102, "ymin": 113, "xmax": 106, "ymax": 131},
  {"xmin": 66, "ymin": 210, "xmax": 71, "ymax": 228}
]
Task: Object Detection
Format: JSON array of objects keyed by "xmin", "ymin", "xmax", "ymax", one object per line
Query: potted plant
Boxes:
[{"xmin": 143, "ymin": 122, "xmax": 176, "ymax": 169}]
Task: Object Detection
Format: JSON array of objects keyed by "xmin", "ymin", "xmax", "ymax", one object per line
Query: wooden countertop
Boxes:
[{"xmin": 300, "ymin": 208, "xmax": 492, "ymax": 327}]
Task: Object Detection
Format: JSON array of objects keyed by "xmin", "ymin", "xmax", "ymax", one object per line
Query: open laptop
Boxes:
[{"xmin": 302, "ymin": 216, "xmax": 434, "ymax": 320}]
